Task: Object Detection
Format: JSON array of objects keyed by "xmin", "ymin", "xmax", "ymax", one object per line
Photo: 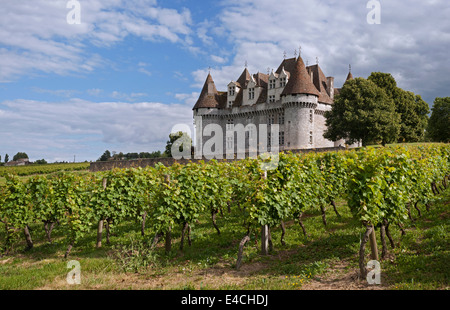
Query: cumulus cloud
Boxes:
[
  {"xmin": 0, "ymin": 0, "xmax": 194, "ymax": 81},
  {"xmin": 191, "ymin": 0, "xmax": 450, "ymax": 105},
  {"xmin": 0, "ymin": 98, "xmax": 193, "ymax": 162}
]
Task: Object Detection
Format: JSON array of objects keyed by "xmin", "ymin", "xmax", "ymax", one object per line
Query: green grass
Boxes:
[{"xmin": 0, "ymin": 186, "xmax": 448, "ymax": 290}]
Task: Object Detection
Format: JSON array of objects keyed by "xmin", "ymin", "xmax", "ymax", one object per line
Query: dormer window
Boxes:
[
  {"xmin": 269, "ymin": 95, "xmax": 275, "ymax": 103},
  {"xmin": 228, "ymin": 101, "xmax": 233, "ymax": 108},
  {"xmin": 269, "ymin": 79, "xmax": 276, "ymax": 89},
  {"xmin": 280, "ymin": 77, "xmax": 287, "ymax": 87},
  {"xmin": 229, "ymin": 86, "xmax": 235, "ymax": 96},
  {"xmin": 248, "ymin": 88, "xmax": 255, "ymax": 100}
]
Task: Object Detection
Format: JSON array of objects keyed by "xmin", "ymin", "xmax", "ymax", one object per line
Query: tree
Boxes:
[
  {"xmin": 427, "ymin": 97, "xmax": 450, "ymax": 143},
  {"xmin": 13, "ymin": 152, "xmax": 29, "ymax": 161},
  {"xmin": 324, "ymin": 77, "xmax": 400, "ymax": 146},
  {"xmin": 35, "ymin": 159, "xmax": 48, "ymax": 165},
  {"xmin": 164, "ymin": 131, "xmax": 192, "ymax": 158},
  {"xmin": 5, "ymin": 154, "xmax": 9, "ymax": 163},
  {"xmin": 98, "ymin": 150, "xmax": 112, "ymax": 162},
  {"xmin": 368, "ymin": 72, "xmax": 429, "ymax": 142}
]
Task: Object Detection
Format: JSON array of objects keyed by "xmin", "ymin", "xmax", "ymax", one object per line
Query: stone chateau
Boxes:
[{"xmin": 192, "ymin": 54, "xmax": 358, "ymax": 157}]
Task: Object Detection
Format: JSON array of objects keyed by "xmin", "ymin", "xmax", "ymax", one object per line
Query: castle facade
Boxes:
[{"xmin": 192, "ymin": 55, "xmax": 357, "ymax": 158}]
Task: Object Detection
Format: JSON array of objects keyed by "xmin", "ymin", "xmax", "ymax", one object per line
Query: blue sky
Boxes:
[{"xmin": 0, "ymin": 0, "xmax": 449, "ymax": 162}]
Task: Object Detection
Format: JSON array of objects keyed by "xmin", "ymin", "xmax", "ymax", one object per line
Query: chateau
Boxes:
[{"xmin": 192, "ymin": 54, "xmax": 358, "ymax": 158}]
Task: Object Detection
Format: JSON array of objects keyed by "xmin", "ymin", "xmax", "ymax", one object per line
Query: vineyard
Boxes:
[
  {"xmin": 0, "ymin": 162, "xmax": 90, "ymax": 177},
  {"xmin": 0, "ymin": 144, "xmax": 449, "ymax": 289}
]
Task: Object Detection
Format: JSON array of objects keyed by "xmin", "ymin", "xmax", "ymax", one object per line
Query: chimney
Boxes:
[{"xmin": 326, "ymin": 77, "xmax": 334, "ymax": 100}]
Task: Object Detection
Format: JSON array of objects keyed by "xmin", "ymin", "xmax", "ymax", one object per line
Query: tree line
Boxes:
[
  {"xmin": 324, "ymin": 72, "xmax": 449, "ymax": 146},
  {"xmin": 97, "ymin": 131, "xmax": 192, "ymax": 162}
]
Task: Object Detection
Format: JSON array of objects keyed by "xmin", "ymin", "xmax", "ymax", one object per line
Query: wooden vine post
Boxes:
[
  {"xmin": 359, "ymin": 224, "xmax": 379, "ymax": 278},
  {"xmin": 96, "ymin": 178, "xmax": 107, "ymax": 248},
  {"xmin": 164, "ymin": 174, "xmax": 172, "ymax": 254},
  {"xmin": 261, "ymin": 170, "xmax": 269, "ymax": 256},
  {"xmin": 369, "ymin": 224, "xmax": 379, "ymax": 261}
]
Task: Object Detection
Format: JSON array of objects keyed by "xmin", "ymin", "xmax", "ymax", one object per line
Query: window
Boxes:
[
  {"xmin": 309, "ymin": 110, "xmax": 313, "ymax": 123},
  {"xmin": 280, "ymin": 77, "xmax": 287, "ymax": 87},
  {"xmin": 226, "ymin": 119, "xmax": 234, "ymax": 131},
  {"xmin": 310, "ymin": 131, "xmax": 313, "ymax": 144},
  {"xmin": 226, "ymin": 136, "xmax": 233, "ymax": 150},
  {"xmin": 279, "ymin": 131, "xmax": 285, "ymax": 146},
  {"xmin": 229, "ymin": 86, "xmax": 235, "ymax": 96},
  {"xmin": 248, "ymin": 88, "xmax": 255, "ymax": 100},
  {"xmin": 269, "ymin": 95, "xmax": 275, "ymax": 103},
  {"xmin": 269, "ymin": 79, "xmax": 276, "ymax": 89},
  {"xmin": 268, "ymin": 114, "xmax": 275, "ymax": 125},
  {"xmin": 228, "ymin": 101, "xmax": 233, "ymax": 108},
  {"xmin": 279, "ymin": 113, "xmax": 285, "ymax": 125}
]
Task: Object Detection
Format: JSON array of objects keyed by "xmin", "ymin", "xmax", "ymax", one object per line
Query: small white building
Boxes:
[{"xmin": 5, "ymin": 158, "xmax": 30, "ymax": 167}]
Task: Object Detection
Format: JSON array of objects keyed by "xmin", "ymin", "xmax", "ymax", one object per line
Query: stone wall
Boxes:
[{"xmin": 89, "ymin": 146, "xmax": 347, "ymax": 172}]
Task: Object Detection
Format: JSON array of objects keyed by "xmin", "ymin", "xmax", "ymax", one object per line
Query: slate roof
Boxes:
[
  {"xmin": 281, "ymin": 56, "xmax": 320, "ymax": 97},
  {"xmin": 193, "ymin": 73, "xmax": 222, "ymax": 109}
]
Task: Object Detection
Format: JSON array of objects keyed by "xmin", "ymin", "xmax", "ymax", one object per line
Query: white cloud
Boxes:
[
  {"xmin": 174, "ymin": 92, "xmax": 200, "ymax": 106},
  {"xmin": 211, "ymin": 55, "xmax": 227, "ymax": 64},
  {"xmin": 189, "ymin": 0, "xmax": 450, "ymax": 105},
  {"xmin": 0, "ymin": 0, "xmax": 195, "ymax": 81},
  {"xmin": 0, "ymin": 98, "xmax": 193, "ymax": 162}
]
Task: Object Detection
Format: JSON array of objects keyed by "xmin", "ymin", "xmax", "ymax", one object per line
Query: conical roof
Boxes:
[
  {"xmin": 235, "ymin": 68, "xmax": 251, "ymax": 88},
  {"xmin": 281, "ymin": 56, "xmax": 320, "ymax": 97},
  {"xmin": 346, "ymin": 71, "xmax": 354, "ymax": 81},
  {"xmin": 193, "ymin": 73, "xmax": 220, "ymax": 109}
]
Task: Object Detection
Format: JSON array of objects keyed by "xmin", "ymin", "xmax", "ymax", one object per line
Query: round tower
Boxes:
[{"xmin": 281, "ymin": 56, "xmax": 320, "ymax": 149}]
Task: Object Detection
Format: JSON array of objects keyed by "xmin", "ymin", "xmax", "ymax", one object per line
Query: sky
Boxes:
[{"xmin": 0, "ymin": 0, "xmax": 449, "ymax": 163}]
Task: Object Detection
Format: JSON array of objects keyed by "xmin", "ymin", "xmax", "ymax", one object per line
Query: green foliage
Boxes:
[
  {"xmin": 427, "ymin": 97, "xmax": 450, "ymax": 143},
  {"xmin": 98, "ymin": 150, "xmax": 112, "ymax": 162},
  {"xmin": 0, "ymin": 144, "xmax": 448, "ymax": 263},
  {"xmin": 164, "ymin": 131, "xmax": 192, "ymax": 158},
  {"xmin": 368, "ymin": 72, "xmax": 429, "ymax": 143},
  {"xmin": 12, "ymin": 152, "xmax": 29, "ymax": 162},
  {"xmin": 0, "ymin": 162, "xmax": 89, "ymax": 177},
  {"xmin": 324, "ymin": 77, "xmax": 400, "ymax": 146}
]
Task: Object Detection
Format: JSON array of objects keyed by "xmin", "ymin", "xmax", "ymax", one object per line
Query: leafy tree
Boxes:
[
  {"xmin": 427, "ymin": 97, "xmax": 450, "ymax": 142},
  {"xmin": 164, "ymin": 131, "xmax": 192, "ymax": 158},
  {"xmin": 34, "ymin": 159, "xmax": 48, "ymax": 165},
  {"xmin": 98, "ymin": 150, "xmax": 112, "ymax": 162},
  {"xmin": 368, "ymin": 72, "xmax": 429, "ymax": 142},
  {"xmin": 13, "ymin": 152, "xmax": 29, "ymax": 161},
  {"xmin": 324, "ymin": 77, "xmax": 400, "ymax": 146},
  {"xmin": 5, "ymin": 154, "xmax": 9, "ymax": 163}
]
